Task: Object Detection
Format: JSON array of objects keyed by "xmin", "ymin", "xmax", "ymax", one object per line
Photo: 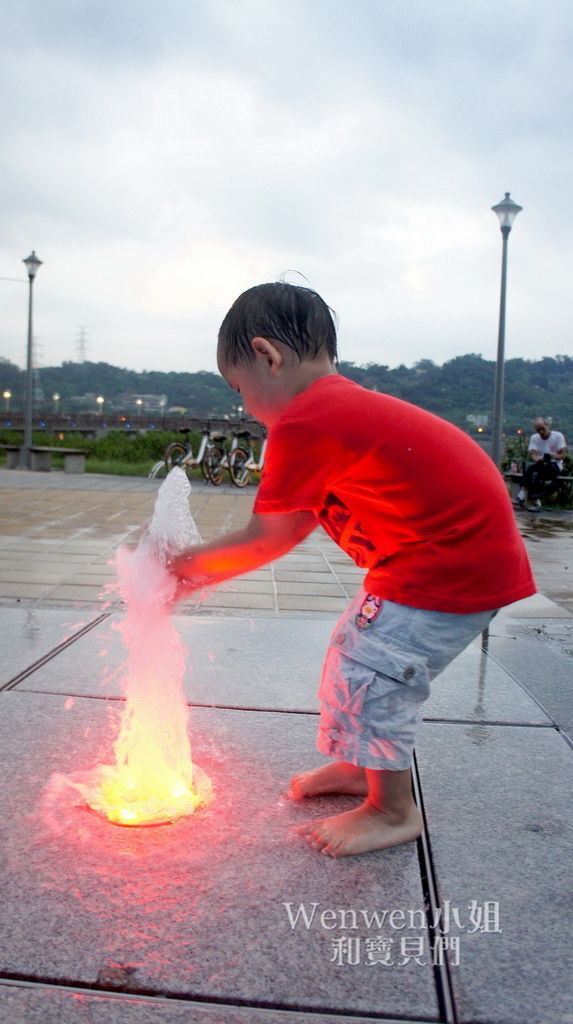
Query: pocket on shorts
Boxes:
[
  {"xmin": 320, "ymin": 642, "xmax": 431, "ymax": 724},
  {"xmin": 371, "ymin": 644, "xmax": 430, "ymax": 693}
]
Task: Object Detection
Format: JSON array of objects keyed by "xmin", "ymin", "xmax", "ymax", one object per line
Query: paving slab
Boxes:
[
  {"xmin": 274, "ymin": 571, "xmax": 353, "ymax": 584},
  {"xmin": 12, "ymin": 615, "xmax": 553, "ymax": 730},
  {"xmin": 416, "ymin": 722, "xmax": 573, "ymax": 1024},
  {"xmin": 195, "ymin": 591, "xmax": 278, "ymax": 612},
  {"xmin": 0, "ymin": 982, "xmax": 429, "ymax": 1024},
  {"xmin": 483, "ymin": 619, "xmax": 573, "ymax": 741},
  {"xmin": 8, "ymin": 613, "xmax": 335, "ymax": 708},
  {"xmin": 276, "ymin": 595, "xmax": 349, "ymax": 613},
  {"xmin": 0, "ymin": 581, "xmax": 58, "ymax": 600},
  {"xmin": 276, "ymin": 582, "xmax": 346, "ymax": 597},
  {"xmin": 0, "ymin": 692, "xmax": 438, "ymax": 1020},
  {"xmin": 0, "ymin": 607, "xmax": 105, "ymax": 686},
  {"xmin": 499, "ymin": 593, "xmax": 572, "ymax": 619},
  {"xmin": 41, "ymin": 584, "xmax": 110, "ymax": 602},
  {"xmin": 422, "ymin": 641, "xmax": 553, "ymax": 726}
]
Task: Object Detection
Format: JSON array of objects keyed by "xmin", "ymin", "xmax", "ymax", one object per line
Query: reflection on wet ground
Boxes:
[{"xmin": 515, "ymin": 512, "xmax": 573, "ymax": 615}]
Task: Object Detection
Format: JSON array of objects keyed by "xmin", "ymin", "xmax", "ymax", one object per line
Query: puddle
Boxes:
[{"xmin": 518, "ymin": 513, "xmax": 573, "ymax": 541}]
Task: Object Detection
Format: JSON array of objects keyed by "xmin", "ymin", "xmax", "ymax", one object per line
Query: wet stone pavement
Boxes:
[{"xmin": 0, "ymin": 470, "xmax": 571, "ymax": 1024}]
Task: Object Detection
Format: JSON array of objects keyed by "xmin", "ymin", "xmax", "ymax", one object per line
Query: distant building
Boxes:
[
  {"xmin": 70, "ymin": 392, "xmax": 97, "ymax": 407},
  {"xmin": 123, "ymin": 393, "xmax": 168, "ymax": 411}
]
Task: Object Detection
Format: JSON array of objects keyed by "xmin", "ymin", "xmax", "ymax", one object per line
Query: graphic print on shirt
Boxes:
[{"xmin": 318, "ymin": 492, "xmax": 386, "ymax": 569}]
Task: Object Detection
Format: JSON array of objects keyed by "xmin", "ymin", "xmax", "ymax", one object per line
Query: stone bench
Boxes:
[
  {"xmin": 0, "ymin": 444, "xmax": 21, "ymax": 469},
  {"xmin": 1, "ymin": 445, "xmax": 87, "ymax": 473},
  {"xmin": 30, "ymin": 447, "xmax": 87, "ymax": 473}
]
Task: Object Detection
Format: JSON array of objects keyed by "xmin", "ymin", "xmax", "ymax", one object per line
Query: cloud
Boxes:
[{"xmin": 0, "ymin": 0, "xmax": 571, "ymax": 375}]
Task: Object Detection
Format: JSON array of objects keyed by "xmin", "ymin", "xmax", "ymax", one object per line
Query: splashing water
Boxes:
[{"xmin": 61, "ymin": 467, "xmax": 212, "ymax": 826}]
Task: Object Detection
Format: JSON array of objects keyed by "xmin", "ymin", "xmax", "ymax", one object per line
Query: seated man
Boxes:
[{"xmin": 515, "ymin": 417, "xmax": 568, "ymax": 509}]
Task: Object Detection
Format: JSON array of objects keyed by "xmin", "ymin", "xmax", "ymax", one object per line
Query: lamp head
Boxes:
[
  {"xmin": 23, "ymin": 250, "xmax": 43, "ymax": 279},
  {"xmin": 491, "ymin": 193, "xmax": 523, "ymax": 233}
]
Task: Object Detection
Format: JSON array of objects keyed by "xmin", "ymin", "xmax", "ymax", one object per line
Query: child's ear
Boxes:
[{"xmin": 251, "ymin": 337, "xmax": 283, "ymax": 375}]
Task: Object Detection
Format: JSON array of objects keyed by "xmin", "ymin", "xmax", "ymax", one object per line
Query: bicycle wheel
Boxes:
[
  {"xmin": 229, "ymin": 446, "xmax": 251, "ymax": 487},
  {"xmin": 148, "ymin": 460, "xmax": 168, "ymax": 480},
  {"xmin": 202, "ymin": 444, "xmax": 226, "ymax": 485},
  {"xmin": 165, "ymin": 442, "xmax": 188, "ymax": 470}
]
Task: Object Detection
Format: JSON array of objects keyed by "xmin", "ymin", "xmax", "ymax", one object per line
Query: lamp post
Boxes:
[
  {"xmin": 20, "ymin": 251, "xmax": 43, "ymax": 468},
  {"xmin": 53, "ymin": 392, "xmax": 60, "ymax": 415},
  {"xmin": 3, "ymin": 390, "xmax": 11, "ymax": 412},
  {"xmin": 136, "ymin": 398, "xmax": 143, "ymax": 418},
  {"xmin": 490, "ymin": 193, "xmax": 522, "ymax": 468}
]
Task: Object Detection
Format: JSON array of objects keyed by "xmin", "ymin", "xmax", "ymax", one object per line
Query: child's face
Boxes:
[{"xmin": 219, "ymin": 356, "xmax": 285, "ymax": 427}]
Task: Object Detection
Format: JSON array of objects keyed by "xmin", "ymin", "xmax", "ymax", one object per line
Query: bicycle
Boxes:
[
  {"xmin": 148, "ymin": 426, "xmax": 226, "ymax": 483},
  {"xmin": 202, "ymin": 424, "xmax": 253, "ymax": 485},
  {"xmin": 228, "ymin": 431, "xmax": 268, "ymax": 487}
]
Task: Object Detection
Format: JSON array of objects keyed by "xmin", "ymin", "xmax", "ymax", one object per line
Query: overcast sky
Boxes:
[{"xmin": 1, "ymin": 0, "xmax": 571, "ymax": 375}]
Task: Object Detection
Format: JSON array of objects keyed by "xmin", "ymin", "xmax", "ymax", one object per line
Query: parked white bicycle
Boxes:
[
  {"xmin": 202, "ymin": 425, "xmax": 254, "ymax": 485},
  {"xmin": 228, "ymin": 431, "xmax": 268, "ymax": 487},
  {"xmin": 148, "ymin": 426, "xmax": 226, "ymax": 483}
]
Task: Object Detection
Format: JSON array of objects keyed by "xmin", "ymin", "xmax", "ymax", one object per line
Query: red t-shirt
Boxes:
[{"xmin": 253, "ymin": 375, "xmax": 535, "ymax": 613}]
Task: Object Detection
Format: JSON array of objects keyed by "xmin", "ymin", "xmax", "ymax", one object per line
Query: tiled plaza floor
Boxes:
[
  {"xmin": 0, "ymin": 473, "xmax": 365, "ymax": 613},
  {"xmin": 0, "ymin": 469, "xmax": 571, "ymax": 614},
  {"xmin": 0, "ymin": 468, "xmax": 571, "ymax": 1024}
]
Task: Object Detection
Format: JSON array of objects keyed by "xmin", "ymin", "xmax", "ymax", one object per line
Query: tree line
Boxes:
[{"xmin": 0, "ymin": 353, "xmax": 571, "ymax": 437}]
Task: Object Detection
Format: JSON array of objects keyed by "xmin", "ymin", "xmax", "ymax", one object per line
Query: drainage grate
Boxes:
[
  {"xmin": 412, "ymin": 751, "xmax": 458, "ymax": 1024},
  {"xmin": 0, "ymin": 612, "xmax": 111, "ymax": 692}
]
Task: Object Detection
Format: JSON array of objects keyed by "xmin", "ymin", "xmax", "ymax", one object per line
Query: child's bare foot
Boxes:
[
  {"xmin": 297, "ymin": 800, "xmax": 423, "ymax": 858},
  {"xmin": 288, "ymin": 762, "xmax": 368, "ymax": 801}
]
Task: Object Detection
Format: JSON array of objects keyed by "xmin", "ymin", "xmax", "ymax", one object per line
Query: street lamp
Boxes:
[
  {"xmin": 20, "ymin": 250, "xmax": 43, "ymax": 468},
  {"xmin": 490, "ymin": 193, "xmax": 522, "ymax": 468},
  {"xmin": 53, "ymin": 392, "xmax": 60, "ymax": 415},
  {"xmin": 3, "ymin": 390, "xmax": 11, "ymax": 412},
  {"xmin": 136, "ymin": 398, "xmax": 143, "ymax": 418},
  {"xmin": 96, "ymin": 395, "xmax": 104, "ymax": 415}
]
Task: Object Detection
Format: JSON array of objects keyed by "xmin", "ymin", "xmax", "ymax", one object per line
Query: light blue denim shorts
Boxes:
[{"xmin": 317, "ymin": 589, "xmax": 498, "ymax": 771}]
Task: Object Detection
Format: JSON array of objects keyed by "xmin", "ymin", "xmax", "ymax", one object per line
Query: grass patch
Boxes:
[
  {"xmin": 85, "ymin": 459, "xmax": 154, "ymax": 477},
  {"xmin": 84, "ymin": 459, "xmax": 209, "ymax": 479}
]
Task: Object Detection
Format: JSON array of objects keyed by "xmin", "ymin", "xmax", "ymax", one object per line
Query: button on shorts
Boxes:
[{"xmin": 317, "ymin": 589, "xmax": 498, "ymax": 771}]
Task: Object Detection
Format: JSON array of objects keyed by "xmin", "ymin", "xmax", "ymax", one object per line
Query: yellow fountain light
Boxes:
[{"xmin": 84, "ymin": 759, "xmax": 210, "ymax": 827}]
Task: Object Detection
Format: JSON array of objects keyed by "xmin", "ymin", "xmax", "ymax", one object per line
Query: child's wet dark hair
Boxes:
[{"xmin": 218, "ymin": 282, "xmax": 338, "ymax": 366}]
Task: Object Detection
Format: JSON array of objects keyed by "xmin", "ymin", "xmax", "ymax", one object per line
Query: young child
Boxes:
[{"xmin": 171, "ymin": 282, "xmax": 536, "ymax": 858}]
